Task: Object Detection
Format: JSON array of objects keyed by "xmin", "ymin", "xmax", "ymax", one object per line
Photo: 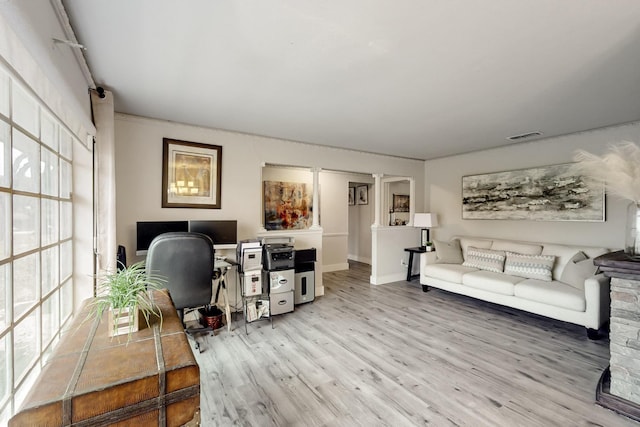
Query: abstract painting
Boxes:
[
  {"xmin": 462, "ymin": 163, "xmax": 605, "ymax": 221},
  {"xmin": 264, "ymin": 181, "xmax": 311, "ymax": 230}
]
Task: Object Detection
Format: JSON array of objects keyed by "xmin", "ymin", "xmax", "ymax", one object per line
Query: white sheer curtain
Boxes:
[{"xmin": 91, "ymin": 89, "xmax": 117, "ymax": 272}]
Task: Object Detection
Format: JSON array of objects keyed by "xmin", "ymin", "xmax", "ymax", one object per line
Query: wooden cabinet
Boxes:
[{"xmin": 10, "ymin": 290, "xmax": 199, "ymax": 426}]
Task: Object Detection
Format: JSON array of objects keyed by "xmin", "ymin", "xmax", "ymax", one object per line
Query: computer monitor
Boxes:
[
  {"xmin": 136, "ymin": 221, "xmax": 189, "ymax": 255},
  {"xmin": 188, "ymin": 220, "xmax": 237, "ymax": 249}
]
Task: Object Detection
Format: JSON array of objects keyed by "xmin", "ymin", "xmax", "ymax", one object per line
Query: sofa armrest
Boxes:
[
  {"xmin": 584, "ymin": 273, "xmax": 611, "ymax": 330},
  {"xmin": 420, "ymin": 252, "xmax": 438, "ymax": 271}
]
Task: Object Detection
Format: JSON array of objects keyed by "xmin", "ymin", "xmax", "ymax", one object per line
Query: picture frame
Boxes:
[
  {"xmin": 263, "ymin": 181, "xmax": 312, "ymax": 230},
  {"xmin": 162, "ymin": 138, "xmax": 222, "ymax": 209},
  {"xmin": 356, "ymin": 185, "xmax": 368, "ymax": 205},
  {"xmin": 462, "ymin": 162, "xmax": 605, "ymax": 221},
  {"xmin": 348, "ymin": 187, "xmax": 355, "ymax": 206},
  {"xmin": 392, "ymin": 194, "xmax": 409, "ymax": 212}
]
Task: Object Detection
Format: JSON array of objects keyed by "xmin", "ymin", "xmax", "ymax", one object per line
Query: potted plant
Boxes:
[
  {"xmin": 89, "ymin": 261, "xmax": 165, "ymax": 340},
  {"xmin": 574, "ymin": 142, "xmax": 640, "ymax": 258}
]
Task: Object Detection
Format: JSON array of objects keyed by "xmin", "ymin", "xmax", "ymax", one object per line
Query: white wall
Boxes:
[
  {"xmin": 319, "ymin": 171, "xmax": 349, "ymax": 272},
  {"xmin": 114, "ymin": 114, "xmax": 426, "ymax": 293},
  {"xmin": 371, "ymin": 226, "xmax": 421, "ymax": 284},
  {"xmin": 425, "ymin": 121, "xmax": 640, "ymax": 249}
]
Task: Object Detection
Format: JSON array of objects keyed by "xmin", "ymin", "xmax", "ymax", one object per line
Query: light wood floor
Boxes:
[{"xmin": 194, "ymin": 261, "xmax": 638, "ymax": 426}]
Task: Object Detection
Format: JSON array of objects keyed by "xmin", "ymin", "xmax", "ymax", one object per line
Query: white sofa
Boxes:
[{"xmin": 419, "ymin": 236, "xmax": 611, "ymax": 339}]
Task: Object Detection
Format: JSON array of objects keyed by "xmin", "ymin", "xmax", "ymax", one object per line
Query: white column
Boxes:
[
  {"xmin": 258, "ymin": 162, "xmax": 266, "ymax": 232},
  {"xmin": 408, "ymin": 178, "xmax": 416, "ymax": 226},
  {"xmin": 372, "ymin": 173, "xmax": 383, "ymax": 227},
  {"xmin": 310, "ymin": 167, "xmax": 321, "ymax": 230}
]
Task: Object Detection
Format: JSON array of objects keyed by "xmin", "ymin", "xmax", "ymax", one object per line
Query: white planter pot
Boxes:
[{"xmin": 107, "ymin": 307, "xmax": 139, "ymax": 337}]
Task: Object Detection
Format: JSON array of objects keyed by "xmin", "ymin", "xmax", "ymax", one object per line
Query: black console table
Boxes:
[{"xmin": 404, "ymin": 247, "xmax": 427, "ymax": 282}]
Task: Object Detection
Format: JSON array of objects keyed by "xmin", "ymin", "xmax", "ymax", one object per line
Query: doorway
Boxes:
[{"xmin": 348, "ymin": 180, "xmax": 374, "ymax": 267}]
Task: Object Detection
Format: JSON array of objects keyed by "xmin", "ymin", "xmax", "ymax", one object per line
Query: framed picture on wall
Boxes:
[
  {"xmin": 162, "ymin": 138, "xmax": 222, "ymax": 208},
  {"xmin": 392, "ymin": 194, "xmax": 409, "ymax": 212},
  {"xmin": 356, "ymin": 185, "xmax": 368, "ymax": 205},
  {"xmin": 348, "ymin": 187, "xmax": 355, "ymax": 205},
  {"xmin": 263, "ymin": 181, "xmax": 312, "ymax": 230},
  {"xmin": 461, "ymin": 162, "xmax": 605, "ymax": 221}
]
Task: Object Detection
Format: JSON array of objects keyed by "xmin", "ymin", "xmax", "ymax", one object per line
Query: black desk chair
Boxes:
[{"xmin": 146, "ymin": 232, "xmax": 214, "ymax": 352}]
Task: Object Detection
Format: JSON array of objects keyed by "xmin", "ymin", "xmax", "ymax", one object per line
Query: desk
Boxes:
[{"xmin": 404, "ymin": 247, "xmax": 427, "ymax": 281}]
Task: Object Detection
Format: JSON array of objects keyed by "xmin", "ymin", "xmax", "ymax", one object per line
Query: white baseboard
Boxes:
[
  {"xmin": 347, "ymin": 254, "xmax": 372, "ymax": 265},
  {"xmin": 370, "ymin": 272, "xmax": 406, "ymax": 285},
  {"xmin": 323, "ymin": 262, "xmax": 350, "ymax": 273}
]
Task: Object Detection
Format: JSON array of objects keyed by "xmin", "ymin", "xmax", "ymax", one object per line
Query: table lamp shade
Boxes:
[
  {"xmin": 414, "ymin": 213, "xmax": 438, "ymax": 248},
  {"xmin": 413, "ymin": 213, "xmax": 438, "ymax": 228}
]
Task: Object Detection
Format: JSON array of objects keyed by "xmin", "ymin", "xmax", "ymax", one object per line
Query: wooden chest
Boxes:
[{"xmin": 10, "ymin": 290, "xmax": 200, "ymax": 427}]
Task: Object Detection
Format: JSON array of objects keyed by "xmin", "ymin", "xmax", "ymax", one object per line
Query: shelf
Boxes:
[{"xmin": 240, "ymin": 274, "xmax": 273, "ymax": 334}]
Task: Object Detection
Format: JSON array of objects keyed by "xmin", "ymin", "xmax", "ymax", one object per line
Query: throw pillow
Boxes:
[
  {"xmin": 566, "ymin": 251, "xmax": 588, "ymax": 263},
  {"xmin": 462, "ymin": 247, "xmax": 506, "ymax": 273},
  {"xmin": 504, "ymin": 252, "xmax": 555, "ymax": 282},
  {"xmin": 434, "ymin": 239, "xmax": 464, "ymax": 264},
  {"xmin": 560, "ymin": 252, "xmax": 597, "ymax": 289}
]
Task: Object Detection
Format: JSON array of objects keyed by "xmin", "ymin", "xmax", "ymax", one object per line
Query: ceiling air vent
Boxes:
[{"xmin": 507, "ymin": 131, "xmax": 543, "ymax": 141}]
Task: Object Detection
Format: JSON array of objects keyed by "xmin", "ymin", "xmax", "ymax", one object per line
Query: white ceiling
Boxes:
[{"xmin": 62, "ymin": 0, "xmax": 640, "ymax": 160}]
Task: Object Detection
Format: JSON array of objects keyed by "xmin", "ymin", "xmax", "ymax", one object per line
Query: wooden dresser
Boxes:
[{"xmin": 9, "ymin": 290, "xmax": 200, "ymax": 426}]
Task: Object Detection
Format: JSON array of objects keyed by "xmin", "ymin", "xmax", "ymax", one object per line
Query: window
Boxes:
[{"xmin": 0, "ymin": 65, "xmax": 76, "ymax": 422}]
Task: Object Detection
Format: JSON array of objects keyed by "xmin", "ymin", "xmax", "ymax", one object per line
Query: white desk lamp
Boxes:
[{"xmin": 414, "ymin": 213, "xmax": 438, "ymax": 249}]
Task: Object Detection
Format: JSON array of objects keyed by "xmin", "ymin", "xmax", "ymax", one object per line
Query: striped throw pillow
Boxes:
[
  {"xmin": 504, "ymin": 252, "xmax": 555, "ymax": 282},
  {"xmin": 462, "ymin": 247, "xmax": 506, "ymax": 273}
]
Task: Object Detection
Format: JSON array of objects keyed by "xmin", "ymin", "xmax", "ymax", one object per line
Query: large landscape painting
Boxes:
[{"xmin": 462, "ymin": 163, "xmax": 604, "ymax": 221}]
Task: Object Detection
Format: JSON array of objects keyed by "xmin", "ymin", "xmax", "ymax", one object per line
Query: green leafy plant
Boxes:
[{"xmin": 89, "ymin": 261, "xmax": 165, "ymax": 340}]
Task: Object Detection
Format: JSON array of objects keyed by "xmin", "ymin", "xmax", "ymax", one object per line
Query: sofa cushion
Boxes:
[
  {"xmin": 559, "ymin": 252, "xmax": 598, "ymax": 290},
  {"xmin": 514, "ymin": 279, "xmax": 586, "ymax": 312},
  {"xmin": 504, "ymin": 252, "xmax": 555, "ymax": 281},
  {"xmin": 462, "ymin": 270, "xmax": 524, "ymax": 295},
  {"xmin": 491, "ymin": 240, "xmax": 542, "ymax": 255},
  {"xmin": 459, "ymin": 237, "xmax": 493, "ymax": 261},
  {"xmin": 423, "ymin": 264, "xmax": 478, "ymax": 284},
  {"xmin": 541, "ymin": 243, "xmax": 608, "ymax": 281},
  {"xmin": 462, "ymin": 247, "xmax": 506, "ymax": 273},
  {"xmin": 433, "ymin": 239, "xmax": 464, "ymax": 264}
]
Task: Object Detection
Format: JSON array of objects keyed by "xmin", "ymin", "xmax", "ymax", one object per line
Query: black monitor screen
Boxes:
[
  {"xmin": 189, "ymin": 220, "xmax": 237, "ymax": 245},
  {"xmin": 136, "ymin": 221, "xmax": 189, "ymax": 251}
]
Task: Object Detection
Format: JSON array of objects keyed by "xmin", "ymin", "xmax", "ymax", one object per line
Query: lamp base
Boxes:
[{"xmin": 420, "ymin": 228, "xmax": 429, "ymax": 248}]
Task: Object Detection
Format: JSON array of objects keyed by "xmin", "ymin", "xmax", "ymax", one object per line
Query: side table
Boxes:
[{"xmin": 404, "ymin": 246, "xmax": 428, "ymax": 281}]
